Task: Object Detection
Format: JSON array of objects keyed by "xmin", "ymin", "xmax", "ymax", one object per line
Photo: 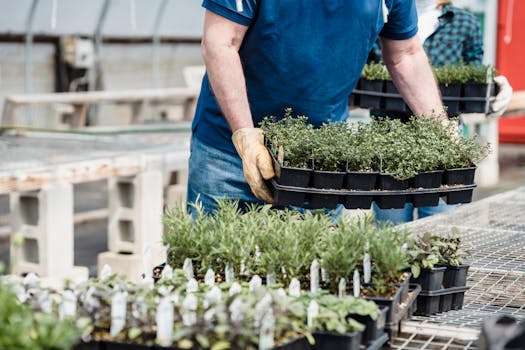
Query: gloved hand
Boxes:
[
  {"xmin": 232, "ymin": 128, "xmax": 275, "ymax": 204},
  {"xmin": 489, "ymin": 75, "xmax": 513, "ymax": 118}
]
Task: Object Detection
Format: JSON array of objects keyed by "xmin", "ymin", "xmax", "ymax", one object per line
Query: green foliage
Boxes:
[
  {"xmin": 434, "ymin": 64, "xmax": 497, "ymax": 85},
  {"xmin": 360, "ymin": 62, "xmax": 390, "ymax": 81},
  {"xmin": 311, "ymin": 121, "xmax": 349, "ymax": 171},
  {"xmin": 433, "ymin": 227, "xmax": 471, "ymax": 266}
]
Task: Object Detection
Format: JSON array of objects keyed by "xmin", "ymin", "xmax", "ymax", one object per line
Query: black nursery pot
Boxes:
[
  {"xmin": 411, "ymin": 170, "xmax": 444, "ymax": 188},
  {"xmin": 349, "ymin": 305, "xmax": 388, "ymax": 346},
  {"xmin": 443, "ymin": 166, "xmax": 476, "ymax": 185},
  {"xmin": 375, "ymin": 174, "xmax": 409, "ymax": 209},
  {"xmin": 309, "ymin": 193, "xmax": 341, "ymax": 210},
  {"xmin": 73, "ymin": 342, "xmax": 102, "ymax": 350},
  {"xmin": 439, "ymin": 83, "xmax": 461, "ymax": 115},
  {"xmin": 462, "ymin": 82, "xmax": 494, "ymax": 113},
  {"xmin": 272, "ymin": 154, "xmax": 313, "ymax": 187},
  {"xmin": 363, "ymin": 284, "xmax": 402, "ymax": 325},
  {"xmin": 313, "ymin": 170, "xmax": 345, "ymax": 190},
  {"xmin": 344, "ymin": 194, "xmax": 373, "ymax": 209},
  {"xmin": 442, "ymin": 264, "xmax": 470, "ymax": 288},
  {"xmin": 345, "ymin": 171, "xmax": 378, "ymax": 190},
  {"xmin": 359, "ymin": 79, "xmax": 385, "ymax": 109},
  {"xmin": 384, "ymin": 80, "xmax": 407, "ymax": 112},
  {"xmin": 410, "ymin": 266, "xmax": 446, "ymax": 291},
  {"xmin": 312, "ymin": 331, "xmax": 362, "ymax": 350},
  {"xmin": 104, "ymin": 341, "xmax": 151, "ymax": 350},
  {"xmin": 446, "ymin": 189, "xmax": 474, "ymax": 205}
]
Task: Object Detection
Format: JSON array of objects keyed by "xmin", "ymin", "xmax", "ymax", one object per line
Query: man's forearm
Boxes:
[
  {"xmin": 382, "ymin": 37, "xmax": 446, "ymax": 120},
  {"xmin": 201, "ymin": 10, "xmax": 253, "ymax": 132}
]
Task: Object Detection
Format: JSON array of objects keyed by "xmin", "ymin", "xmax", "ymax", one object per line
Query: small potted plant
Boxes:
[
  {"xmin": 358, "ymin": 62, "xmax": 389, "ymax": 109},
  {"xmin": 461, "ymin": 64, "xmax": 497, "ymax": 113},
  {"xmin": 434, "ymin": 65, "xmax": 466, "ymax": 115}
]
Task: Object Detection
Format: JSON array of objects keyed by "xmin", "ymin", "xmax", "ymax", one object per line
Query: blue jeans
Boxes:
[
  {"xmin": 372, "ymin": 198, "xmax": 456, "ymax": 225},
  {"xmin": 187, "ymin": 135, "xmax": 345, "ymax": 220},
  {"xmin": 187, "ymin": 135, "xmax": 265, "ymax": 215}
]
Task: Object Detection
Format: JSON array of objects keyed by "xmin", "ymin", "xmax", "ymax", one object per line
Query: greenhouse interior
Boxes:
[{"xmin": 0, "ymin": 1, "xmax": 524, "ymax": 349}]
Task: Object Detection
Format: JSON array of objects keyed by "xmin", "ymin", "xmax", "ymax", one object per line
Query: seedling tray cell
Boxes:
[
  {"xmin": 439, "ymin": 293, "xmax": 454, "ymax": 313},
  {"xmin": 416, "ymin": 286, "xmax": 470, "ymax": 316},
  {"xmin": 312, "ymin": 331, "xmax": 362, "ymax": 350},
  {"xmin": 442, "ymin": 264, "xmax": 470, "ymax": 288},
  {"xmin": 346, "ymin": 172, "xmax": 377, "ymax": 191},
  {"xmin": 313, "ymin": 170, "xmax": 345, "ymax": 190},
  {"xmin": 411, "ymin": 266, "xmax": 446, "ymax": 292},
  {"xmin": 271, "ymin": 153, "xmax": 312, "ymax": 187},
  {"xmin": 350, "ymin": 305, "xmax": 389, "ymax": 346},
  {"xmin": 443, "ymin": 167, "xmax": 476, "ymax": 185},
  {"xmin": 411, "ymin": 193, "xmax": 440, "ymax": 208},
  {"xmin": 446, "ymin": 189, "xmax": 474, "ymax": 204},
  {"xmin": 269, "ymin": 180, "xmax": 476, "ymax": 210}
]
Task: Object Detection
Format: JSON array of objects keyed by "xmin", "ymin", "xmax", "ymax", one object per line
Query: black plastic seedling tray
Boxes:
[
  {"xmin": 350, "ymin": 305, "xmax": 389, "ymax": 347},
  {"xmin": 269, "ymin": 180, "xmax": 477, "ymax": 209},
  {"xmin": 312, "ymin": 331, "xmax": 362, "ymax": 350},
  {"xmin": 415, "ymin": 286, "xmax": 470, "ymax": 316},
  {"xmin": 361, "ymin": 332, "xmax": 389, "ymax": 350}
]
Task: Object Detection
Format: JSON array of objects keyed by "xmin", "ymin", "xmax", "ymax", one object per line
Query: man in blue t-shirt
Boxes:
[{"xmin": 188, "ymin": 0, "xmax": 447, "ymax": 213}]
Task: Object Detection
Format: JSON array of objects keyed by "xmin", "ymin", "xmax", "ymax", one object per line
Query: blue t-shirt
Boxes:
[{"xmin": 193, "ymin": 0, "xmax": 418, "ymax": 154}]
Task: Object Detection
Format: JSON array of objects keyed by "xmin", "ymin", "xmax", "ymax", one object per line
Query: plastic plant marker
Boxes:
[
  {"xmin": 338, "ymin": 278, "xmax": 347, "ymax": 297},
  {"xmin": 186, "ymin": 278, "xmax": 198, "ymax": 294},
  {"xmin": 100, "ymin": 264, "xmax": 112, "ymax": 280},
  {"xmin": 311, "ymin": 259, "xmax": 320, "ymax": 293},
  {"xmin": 183, "ymin": 258, "xmax": 194, "ymax": 280},
  {"xmin": 289, "ymin": 278, "xmax": 301, "ymax": 297},
  {"xmin": 307, "ymin": 300, "xmax": 319, "ymax": 329},
  {"xmin": 364, "ymin": 253, "xmax": 372, "ymax": 284},
  {"xmin": 142, "ymin": 244, "xmax": 152, "ymax": 279},
  {"xmin": 321, "ymin": 268, "xmax": 328, "ymax": 283},
  {"xmin": 23, "ymin": 272, "xmax": 40, "ymax": 286},
  {"xmin": 266, "ymin": 273, "xmax": 276, "ymax": 286},
  {"xmin": 259, "ymin": 309, "xmax": 275, "ymax": 350},
  {"xmin": 161, "ymin": 264, "xmax": 173, "ymax": 280},
  {"xmin": 204, "ymin": 268, "xmax": 215, "ymax": 287},
  {"xmin": 250, "ymin": 275, "xmax": 263, "ymax": 292},
  {"xmin": 110, "ymin": 290, "xmax": 128, "ymax": 337},
  {"xmin": 59, "ymin": 290, "xmax": 77, "ymax": 320},
  {"xmin": 229, "ymin": 297, "xmax": 244, "ymax": 324},
  {"xmin": 205, "ymin": 286, "xmax": 222, "ymax": 307},
  {"xmin": 255, "ymin": 293, "xmax": 273, "ymax": 328},
  {"xmin": 354, "ymin": 269, "xmax": 361, "ymax": 298},
  {"xmin": 229, "ymin": 282, "xmax": 242, "ymax": 296},
  {"xmin": 156, "ymin": 297, "xmax": 174, "ymax": 347},
  {"xmin": 182, "ymin": 294, "xmax": 198, "ymax": 326},
  {"xmin": 225, "ymin": 263, "xmax": 235, "ymax": 283},
  {"xmin": 39, "ymin": 291, "xmax": 53, "ymax": 314}
]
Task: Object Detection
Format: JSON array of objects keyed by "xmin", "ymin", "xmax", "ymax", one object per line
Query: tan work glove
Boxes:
[{"xmin": 232, "ymin": 128, "xmax": 275, "ymax": 204}]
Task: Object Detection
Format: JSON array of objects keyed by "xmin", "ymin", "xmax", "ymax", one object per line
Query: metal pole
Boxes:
[
  {"xmin": 92, "ymin": 0, "xmax": 111, "ymax": 91},
  {"xmin": 24, "ymin": 0, "xmax": 40, "ymax": 125},
  {"xmin": 152, "ymin": 0, "xmax": 169, "ymax": 88}
]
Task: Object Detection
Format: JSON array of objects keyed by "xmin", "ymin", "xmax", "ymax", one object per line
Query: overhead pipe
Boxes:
[
  {"xmin": 152, "ymin": 0, "xmax": 169, "ymax": 88},
  {"xmin": 24, "ymin": 0, "xmax": 40, "ymax": 125}
]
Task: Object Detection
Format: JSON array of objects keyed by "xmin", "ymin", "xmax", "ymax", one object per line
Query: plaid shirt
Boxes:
[{"xmin": 369, "ymin": 5, "xmax": 483, "ymax": 67}]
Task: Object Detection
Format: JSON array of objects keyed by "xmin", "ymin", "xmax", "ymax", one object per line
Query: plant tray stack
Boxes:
[
  {"xmin": 411, "ymin": 265, "xmax": 470, "ymax": 316},
  {"xmin": 269, "ymin": 156, "xmax": 477, "ymax": 210},
  {"xmin": 351, "ymin": 63, "xmax": 498, "ymax": 116}
]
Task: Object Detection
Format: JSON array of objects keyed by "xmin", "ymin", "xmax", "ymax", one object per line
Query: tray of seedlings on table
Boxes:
[
  {"xmin": 261, "ymin": 110, "xmax": 490, "ymax": 209},
  {"xmin": 406, "ymin": 228, "xmax": 471, "ymax": 316},
  {"xmin": 350, "ymin": 63, "xmax": 497, "ymax": 116}
]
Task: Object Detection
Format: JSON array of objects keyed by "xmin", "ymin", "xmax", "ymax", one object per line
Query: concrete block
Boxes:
[
  {"xmin": 108, "ymin": 171, "xmax": 164, "ymax": 254},
  {"xmin": 165, "ymin": 184, "xmax": 187, "ymax": 209},
  {"xmin": 9, "ymin": 183, "xmax": 88, "ymax": 281},
  {"xmin": 98, "ymin": 245, "xmax": 166, "ymax": 282}
]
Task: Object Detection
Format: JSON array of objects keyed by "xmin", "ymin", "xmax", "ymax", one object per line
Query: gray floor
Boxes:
[{"xmin": 1, "ymin": 144, "xmax": 525, "ymax": 277}]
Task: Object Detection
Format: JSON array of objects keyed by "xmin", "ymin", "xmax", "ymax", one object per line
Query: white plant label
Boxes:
[
  {"xmin": 321, "ymin": 267, "xmax": 328, "ymax": 283},
  {"xmin": 288, "ymin": 278, "xmax": 301, "ymax": 297},
  {"xmin": 156, "ymin": 297, "xmax": 174, "ymax": 347},
  {"xmin": 13, "ymin": 284, "xmax": 27, "ymax": 303},
  {"xmin": 225, "ymin": 263, "xmax": 235, "ymax": 283},
  {"xmin": 162, "ymin": 264, "xmax": 173, "ymax": 280},
  {"xmin": 100, "ymin": 264, "xmax": 113, "ymax": 280},
  {"xmin": 23, "ymin": 272, "xmax": 39, "ymax": 287},
  {"xmin": 276, "ymin": 288, "xmax": 287, "ymax": 299},
  {"xmin": 338, "ymin": 278, "xmax": 347, "ymax": 297},
  {"xmin": 186, "ymin": 278, "xmax": 198, "ymax": 294},
  {"xmin": 255, "ymin": 293, "xmax": 273, "ymax": 328},
  {"xmin": 229, "ymin": 297, "xmax": 244, "ymax": 324},
  {"xmin": 204, "ymin": 268, "xmax": 215, "ymax": 287},
  {"xmin": 110, "ymin": 291, "xmax": 128, "ymax": 337},
  {"xmin": 59, "ymin": 290, "xmax": 77, "ymax": 319},
  {"xmin": 182, "ymin": 294, "xmax": 198, "ymax": 327},
  {"xmin": 142, "ymin": 244, "xmax": 152, "ymax": 279},
  {"xmin": 183, "ymin": 258, "xmax": 194, "ymax": 280},
  {"xmin": 249, "ymin": 275, "xmax": 263, "ymax": 292},
  {"xmin": 310, "ymin": 259, "xmax": 320, "ymax": 293},
  {"xmin": 266, "ymin": 273, "xmax": 276, "ymax": 286},
  {"xmin": 39, "ymin": 291, "xmax": 53, "ymax": 314},
  {"xmin": 259, "ymin": 310, "xmax": 275, "ymax": 350},
  {"xmin": 236, "ymin": 0, "xmax": 243, "ymax": 13},
  {"xmin": 364, "ymin": 253, "xmax": 371, "ymax": 284},
  {"xmin": 353, "ymin": 269, "xmax": 361, "ymax": 298},
  {"xmin": 205, "ymin": 286, "xmax": 222, "ymax": 306},
  {"xmin": 229, "ymin": 282, "xmax": 242, "ymax": 296},
  {"xmin": 307, "ymin": 300, "xmax": 319, "ymax": 329}
]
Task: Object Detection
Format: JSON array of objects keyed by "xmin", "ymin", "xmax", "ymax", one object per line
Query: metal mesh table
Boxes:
[{"xmin": 392, "ymin": 187, "xmax": 525, "ymax": 349}]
